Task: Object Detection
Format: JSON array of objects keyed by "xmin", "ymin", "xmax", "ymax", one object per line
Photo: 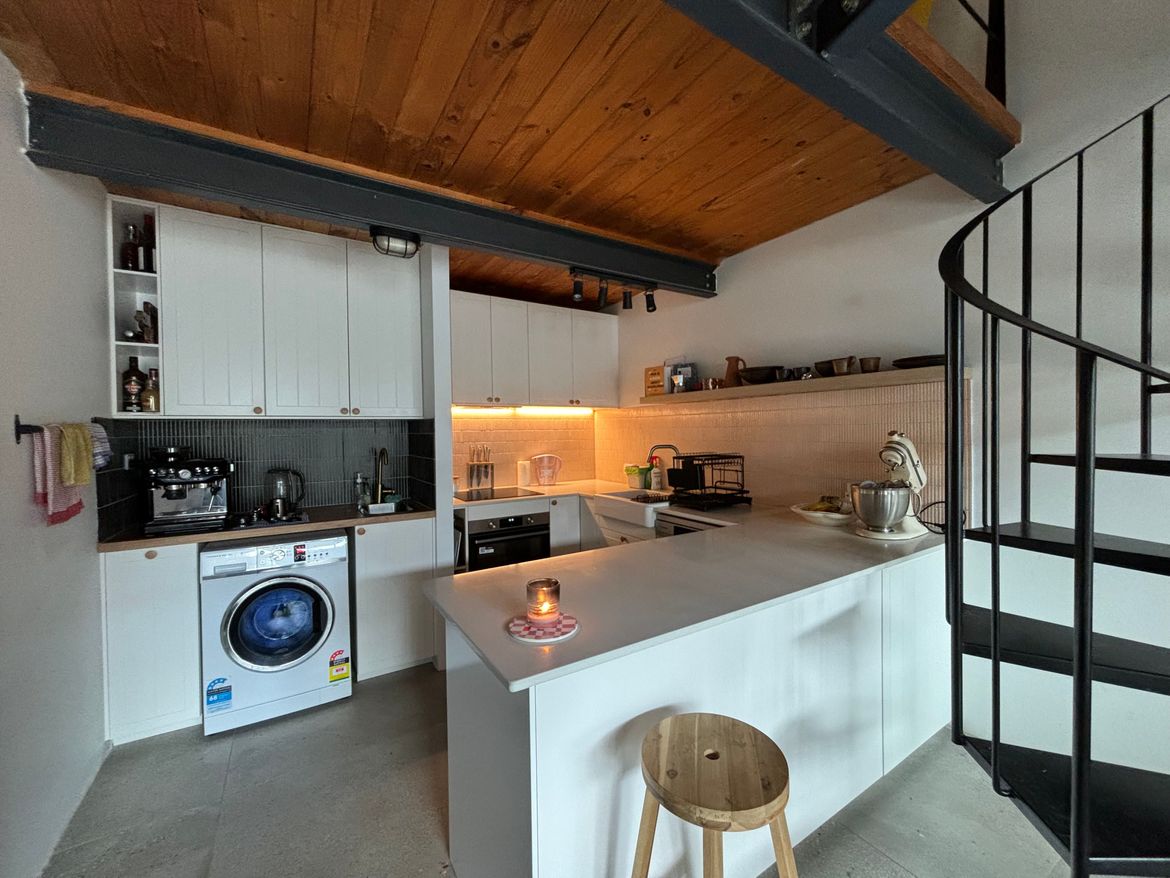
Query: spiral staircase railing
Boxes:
[{"xmin": 939, "ymin": 94, "xmax": 1170, "ymax": 878}]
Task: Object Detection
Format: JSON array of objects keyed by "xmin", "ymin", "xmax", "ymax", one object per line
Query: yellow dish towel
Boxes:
[{"xmin": 59, "ymin": 423, "xmax": 93, "ymax": 487}]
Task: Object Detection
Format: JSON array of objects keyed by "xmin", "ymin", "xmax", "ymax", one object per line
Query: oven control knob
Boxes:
[
  {"xmin": 178, "ymin": 468, "xmax": 192, "ymax": 480},
  {"xmin": 488, "ymin": 521, "xmax": 497, "ymax": 529}
]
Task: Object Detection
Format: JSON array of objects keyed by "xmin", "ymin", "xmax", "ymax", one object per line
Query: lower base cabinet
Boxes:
[
  {"xmin": 102, "ymin": 544, "xmax": 201, "ymax": 744},
  {"xmin": 354, "ymin": 517, "xmax": 436, "ymax": 680},
  {"xmin": 549, "ymin": 497, "xmax": 580, "ymax": 555}
]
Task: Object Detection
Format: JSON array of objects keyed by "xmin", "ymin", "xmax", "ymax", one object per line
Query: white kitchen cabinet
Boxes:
[
  {"xmin": 451, "ymin": 290, "xmax": 495, "ymax": 404},
  {"xmin": 571, "ymin": 311, "xmax": 619, "ymax": 407},
  {"xmin": 346, "ymin": 242, "xmax": 424, "ymax": 417},
  {"xmin": 262, "ymin": 226, "xmax": 351, "ymax": 416},
  {"xmin": 881, "ymin": 550, "xmax": 950, "ymax": 770},
  {"xmin": 549, "ymin": 496, "xmax": 581, "ymax": 555},
  {"xmin": 527, "ymin": 303, "xmax": 575, "ymax": 405},
  {"xmin": 353, "ymin": 517, "xmax": 436, "ymax": 680},
  {"xmin": 103, "ymin": 544, "xmax": 201, "ymax": 743},
  {"xmin": 160, "ymin": 208, "xmax": 266, "ymax": 416},
  {"xmin": 489, "ymin": 297, "xmax": 530, "ymax": 404}
]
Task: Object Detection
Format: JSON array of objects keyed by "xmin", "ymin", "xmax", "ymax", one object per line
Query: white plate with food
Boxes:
[{"xmin": 790, "ymin": 496, "xmax": 854, "ymax": 527}]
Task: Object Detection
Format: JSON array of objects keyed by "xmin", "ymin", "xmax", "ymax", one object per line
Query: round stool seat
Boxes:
[{"xmin": 640, "ymin": 712, "xmax": 790, "ymax": 833}]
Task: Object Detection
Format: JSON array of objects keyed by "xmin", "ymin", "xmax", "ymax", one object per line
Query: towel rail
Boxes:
[{"xmin": 14, "ymin": 414, "xmax": 44, "ymax": 445}]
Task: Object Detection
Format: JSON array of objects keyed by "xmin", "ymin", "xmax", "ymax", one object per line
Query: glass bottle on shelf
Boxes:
[
  {"xmin": 120, "ymin": 224, "xmax": 140, "ymax": 271},
  {"xmin": 140, "ymin": 368, "xmax": 160, "ymax": 413},
  {"xmin": 141, "ymin": 214, "xmax": 156, "ymax": 273},
  {"xmin": 122, "ymin": 356, "xmax": 147, "ymax": 412}
]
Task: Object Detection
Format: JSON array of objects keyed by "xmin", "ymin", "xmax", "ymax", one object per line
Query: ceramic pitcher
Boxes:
[{"xmin": 724, "ymin": 356, "xmax": 747, "ymax": 387}]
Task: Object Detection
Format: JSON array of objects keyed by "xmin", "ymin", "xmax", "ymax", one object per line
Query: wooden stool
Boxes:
[{"xmin": 631, "ymin": 712, "xmax": 798, "ymax": 878}]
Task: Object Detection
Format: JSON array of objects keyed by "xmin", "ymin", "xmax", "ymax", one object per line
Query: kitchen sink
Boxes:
[{"xmin": 591, "ymin": 490, "xmax": 671, "ymax": 528}]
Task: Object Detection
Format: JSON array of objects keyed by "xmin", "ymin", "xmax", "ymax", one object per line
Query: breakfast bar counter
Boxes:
[{"xmin": 426, "ymin": 504, "xmax": 948, "ymax": 878}]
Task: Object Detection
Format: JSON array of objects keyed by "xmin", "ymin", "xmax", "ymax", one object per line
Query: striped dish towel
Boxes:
[
  {"xmin": 33, "ymin": 426, "xmax": 84, "ymax": 525},
  {"xmin": 88, "ymin": 422, "xmax": 112, "ymax": 470}
]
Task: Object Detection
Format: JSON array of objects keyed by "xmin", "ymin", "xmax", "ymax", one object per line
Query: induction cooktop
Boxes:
[{"xmin": 455, "ymin": 487, "xmax": 544, "ymax": 501}]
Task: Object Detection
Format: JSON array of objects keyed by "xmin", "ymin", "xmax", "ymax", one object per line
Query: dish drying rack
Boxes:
[{"xmin": 667, "ymin": 453, "xmax": 752, "ymax": 510}]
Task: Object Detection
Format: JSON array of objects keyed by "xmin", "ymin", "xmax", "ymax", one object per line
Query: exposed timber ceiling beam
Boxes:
[
  {"xmin": 663, "ymin": 0, "xmax": 1012, "ymax": 202},
  {"xmin": 24, "ymin": 91, "xmax": 717, "ymax": 297}
]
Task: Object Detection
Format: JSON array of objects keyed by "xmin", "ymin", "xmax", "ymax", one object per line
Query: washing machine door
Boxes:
[{"xmin": 222, "ymin": 575, "xmax": 335, "ymax": 672}]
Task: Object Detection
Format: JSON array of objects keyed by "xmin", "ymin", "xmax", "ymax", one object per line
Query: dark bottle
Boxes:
[
  {"xmin": 120, "ymin": 224, "xmax": 140, "ymax": 271},
  {"xmin": 122, "ymin": 356, "xmax": 147, "ymax": 412},
  {"xmin": 141, "ymin": 214, "xmax": 156, "ymax": 273}
]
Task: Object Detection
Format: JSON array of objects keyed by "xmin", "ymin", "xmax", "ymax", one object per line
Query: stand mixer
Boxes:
[{"xmin": 851, "ymin": 431, "xmax": 929, "ymax": 541}]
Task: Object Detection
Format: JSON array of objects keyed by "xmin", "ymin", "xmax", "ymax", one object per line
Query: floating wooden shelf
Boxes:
[{"xmin": 638, "ymin": 366, "xmax": 954, "ymax": 406}]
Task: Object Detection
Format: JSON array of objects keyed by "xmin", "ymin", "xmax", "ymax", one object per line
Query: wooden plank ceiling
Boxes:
[{"xmin": 0, "ymin": 0, "xmax": 1013, "ymax": 304}]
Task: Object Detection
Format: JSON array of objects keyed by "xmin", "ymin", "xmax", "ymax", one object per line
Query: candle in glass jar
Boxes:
[{"xmin": 526, "ymin": 578, "xmax": 561, "ymax": 626}]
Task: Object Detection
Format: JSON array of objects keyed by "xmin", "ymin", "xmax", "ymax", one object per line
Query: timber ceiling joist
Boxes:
[{"xmin": 0, "ymin": 0, "xmax": 1020, "ymax": 305}]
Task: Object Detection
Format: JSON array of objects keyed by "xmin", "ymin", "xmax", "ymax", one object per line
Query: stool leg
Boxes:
[
  {"xmin": 769, "ymin": 812, "xmax": 799, "ymax": 878},
  {"xmin": 631, "ymin": 789, "xmax": 659, "ymax": 878},
  {"xmin": 702, "ymin": 828, "xmax": 724, "ymax": 878}
]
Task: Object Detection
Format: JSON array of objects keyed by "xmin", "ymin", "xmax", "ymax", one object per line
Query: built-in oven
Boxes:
[
  {"xmin": 654, "ymin": 511, "xmax": 732, "ymax": 538},
  {"xmin": 464, "ymin": 511, "xmax": 551, "ymax": 571}
]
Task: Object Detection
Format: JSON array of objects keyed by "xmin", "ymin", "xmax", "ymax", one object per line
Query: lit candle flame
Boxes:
[{"xmin": 540, "ymin": 600, "xmax": 551, "ymax": 613}]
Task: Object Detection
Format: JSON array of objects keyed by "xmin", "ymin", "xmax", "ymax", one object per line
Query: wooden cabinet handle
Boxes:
[
  {"xmin": 253, "ymin": 406, "xmax": 263, "ymax": 414},
  {"xmin": 352, "ymin": 407, "xmax": 361, "ymax": 415},
  {"xmin": 494, "ymin": 396, "xmax": 501, "ymax": 403},
  {"xmin": 357, "ymin": 527, "xmax": 366, "ymax": 535},
  {"xmin": 487, "ymin": 396, "xmax": 493, "ymax": 402},
  {"xmin": 144, "ymin": 550, "xmax": 158, "ymax": 559},
  {"xmin": 340, "ymin": 407, "xmax": 349, "ymax": 415}
]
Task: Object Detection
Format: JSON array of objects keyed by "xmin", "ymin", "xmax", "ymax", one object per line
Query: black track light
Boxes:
[
  {"xmin": 598, "ymin": 278, "xmax": 609, "ymax": 309},
  {"xmin": 572, "ymin": 276, "xmax": 584, "ymax": 303},
  {"xmin": 644, "ymin": 290, "xmax": 657, "ymax": 313},
  {"xmin": 622, "ymin": 288, "xmax": 633, "ymax": 310}
]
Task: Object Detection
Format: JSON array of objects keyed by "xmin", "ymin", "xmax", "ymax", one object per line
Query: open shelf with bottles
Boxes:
[{"xmin": 108, "ymin": 195, "xmax": 164, "ymax": 417}]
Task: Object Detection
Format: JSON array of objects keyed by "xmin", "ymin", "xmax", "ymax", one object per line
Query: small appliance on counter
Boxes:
[
  {"xmin": 531, "ymin": 453, "xmax": 563, "ymax": 486},
  {"xmin": 850, "ymin": 431, "xmax": 929, "ymax": 541},
  {"xmin": 265, "ymin": 468, "xmax": 306, "ymax": 522},
  {"xmin": 143, "ymin": 447, "xmax": 231, "ymax": 535},
  {"xmin": 516, "ymin": 458, "xmax": 532, "ymax": 487}
]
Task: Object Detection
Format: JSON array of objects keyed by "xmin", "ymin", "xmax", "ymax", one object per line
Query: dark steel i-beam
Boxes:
[
  {"xmin": 23, "ymin": 92, "xmax": 717, "ymax": 298},
  {"xmin": 665, "ymin": 0, "xmax": 1011, "ymax": 202}
]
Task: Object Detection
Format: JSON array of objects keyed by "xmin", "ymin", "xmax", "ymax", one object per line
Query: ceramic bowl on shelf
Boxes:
[{"xmin": 738, "ymin": 366, "xmax": 784, "ymax": 385}]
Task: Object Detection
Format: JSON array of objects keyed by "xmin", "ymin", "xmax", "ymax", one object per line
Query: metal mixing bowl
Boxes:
[{"xmin": 850, "ymin": 482, "xmax": 911, "ymax": 532}]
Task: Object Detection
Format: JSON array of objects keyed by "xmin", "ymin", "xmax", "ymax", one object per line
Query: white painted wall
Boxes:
[{"xmin": 0, "ymin": 54, "xmax": 110, "ymax": 877}]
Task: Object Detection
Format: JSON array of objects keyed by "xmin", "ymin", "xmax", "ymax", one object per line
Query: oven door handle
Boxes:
[{"xmin": 469, "ymin": 526, "xmax": 550, "ymax": 546}]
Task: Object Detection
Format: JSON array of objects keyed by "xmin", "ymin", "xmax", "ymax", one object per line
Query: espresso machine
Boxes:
[{"xmin": 143, "ymin": 447, "xmax": 232, "ymax": 535}]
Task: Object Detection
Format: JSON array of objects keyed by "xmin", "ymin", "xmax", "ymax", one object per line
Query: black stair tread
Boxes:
[
  {"xmin": 965, "ymin": 522, "xmax": 1170, "ymax": 576},
  {"xmin": 966, "ymin": 737, "xmax": 1170, "ymax": 861},
  {"xmin": 1031, "ymin": 452, "xmax": 1170, "ymax": 476},
  {"xmin": 960, "ymin": 605, "xmax": 1170, "ymax": 695}
]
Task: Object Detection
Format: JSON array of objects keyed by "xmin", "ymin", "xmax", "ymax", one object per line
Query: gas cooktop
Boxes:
[{"xmin": 455, "ymin": 487, "xmax": 544, "ymax": 502}]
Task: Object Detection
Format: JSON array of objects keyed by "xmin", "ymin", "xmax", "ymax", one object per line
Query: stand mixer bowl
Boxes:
[{"xmin": 850, "ymin": 481, "xmax": 912, "ymax": 533}]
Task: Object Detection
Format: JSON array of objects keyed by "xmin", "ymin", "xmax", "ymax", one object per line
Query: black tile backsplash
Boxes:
[{"xmin": 95, "ymin": 417, "xmax": 435, "ymax": 540}]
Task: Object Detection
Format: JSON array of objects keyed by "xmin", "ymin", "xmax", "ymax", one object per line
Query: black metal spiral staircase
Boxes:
[{"xmin": 940, "ymin": 96, "xmax": 1170, "ymax": 878}]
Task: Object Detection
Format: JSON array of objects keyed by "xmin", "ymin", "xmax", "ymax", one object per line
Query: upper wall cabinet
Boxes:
[
  {"xmin": 110, "ymin": 196, "xmax": 424, "ymax": 419},
  {"xmin": 262, "ymin": 227, "xmax": 351, "ymax": 417},
  {"xmin": 450, "ymin": 291, "xmax": 618, "ymax": 408},
  {"xmin": 159, "ymin": 207, "xmax": 266, "ymax": 416},
  {"xmin": 450, "ymin": 291, "xmax": 530, "ymax": 405},
  {"xmin": 346, "ymin": 242, "xmax": 424, "ymax": 417},
  {"xmin": 570, "ymin": 311, "xmax": 619, "ymax": 407}
]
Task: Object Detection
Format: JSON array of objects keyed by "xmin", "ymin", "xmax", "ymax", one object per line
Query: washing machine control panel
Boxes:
[{"xmin": 200, "ymin": 533, "xmax": 348, "ymax": 577}]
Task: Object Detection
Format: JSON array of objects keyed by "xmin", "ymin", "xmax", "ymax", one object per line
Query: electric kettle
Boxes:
[{"xmin": 265, "ymin": 467, "xmax": 306, "ymax": 521}]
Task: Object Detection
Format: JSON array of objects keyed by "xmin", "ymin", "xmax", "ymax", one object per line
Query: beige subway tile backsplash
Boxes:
[{"xmin": 453, "ymin": 411, "xmax": 596, "ymax": 488}]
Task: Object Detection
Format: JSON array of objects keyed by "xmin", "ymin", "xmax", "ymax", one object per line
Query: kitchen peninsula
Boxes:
[{"xmin": 427, "ymin": 505, "xmax": 947, "ymax": 878}]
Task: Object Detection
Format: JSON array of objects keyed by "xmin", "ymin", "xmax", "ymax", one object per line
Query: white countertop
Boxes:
[{"xmin": 426, "ymin": 501, "xmax": 943, "ymax": 692}]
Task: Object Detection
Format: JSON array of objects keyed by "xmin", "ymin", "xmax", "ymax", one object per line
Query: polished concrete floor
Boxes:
[{"xmin": 44, "ymin": 665, "xmax": 1072, "ymax": 878}]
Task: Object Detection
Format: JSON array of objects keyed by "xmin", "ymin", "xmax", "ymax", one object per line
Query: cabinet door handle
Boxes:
[
  {"xmin": 494, "ymin": 396, "xmax": 501, "ymax": 403},
  {"xmin": 551, "ymin": 499, "xmax": 558, "ymax": 506},
  {"xmin": 253, "ymin": 406, "xmax": 263, "ymax": 415},
  {"xmin": 340, "ymin": 407, "xmax": 349, "ymax": 415},
  {"xmin": 620, "ymin": 536, "xmax": 629, "ymax": 544},
  {"xmin": 487, "ymin": 396, "xmax": 493, "ymax": 402},
  {"xmin": 357, "ymin": 527, "xmax": 366, "ymax": 536},
  {"xmin": 352, "ymin": 407, "xmax": 361, "ymax": 415},
  {"xmin": 144, "ymin": 550, "xmax": 158, "ymax": 560}
]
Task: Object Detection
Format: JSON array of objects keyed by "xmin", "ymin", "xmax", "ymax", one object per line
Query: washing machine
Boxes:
[{"xmin": 199, "ymin": 530, "xmax": 352, "ymax": 734}]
